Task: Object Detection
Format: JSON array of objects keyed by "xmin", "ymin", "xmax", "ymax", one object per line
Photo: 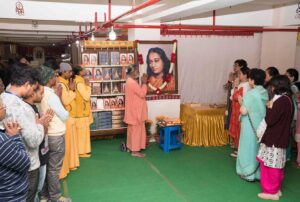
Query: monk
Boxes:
[
  {"xmin": 58, "ymin": 63, "xmax": 80, "ymax": 179},
  {"xmin": 73, "ymin": 66, "xmax": 93, "ymax": 158},
  {"xmin": 124, "ymin": 65, "xmax": 148, "ymax": 158}
]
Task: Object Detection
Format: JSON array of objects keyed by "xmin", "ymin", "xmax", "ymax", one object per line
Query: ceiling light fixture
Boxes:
[
  {"xmin": 109, "ymin": 26, "xmax": 116, "ymax": 40},
  {"xmin": 75, "ymin": 40, "xmax": 79, "ymax": 46},
  {"xmin": 91, "ymin": 32, "xmax": 95, "ymax": 41}
]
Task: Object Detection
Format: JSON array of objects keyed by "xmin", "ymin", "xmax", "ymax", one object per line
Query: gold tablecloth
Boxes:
[{"xmin": 180, "ymin": 104, "xmax": 228, "ymax": 146}]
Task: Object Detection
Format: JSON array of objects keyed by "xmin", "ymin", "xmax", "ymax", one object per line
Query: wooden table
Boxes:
[{"xmin": 180, "ymin": 104, "xmax": 228, "ymax": 147}]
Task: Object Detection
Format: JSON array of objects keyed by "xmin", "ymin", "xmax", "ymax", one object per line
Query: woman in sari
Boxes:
[{"xmin": 236, "ymin": 68, "xmax": 268, "ymax": 181}]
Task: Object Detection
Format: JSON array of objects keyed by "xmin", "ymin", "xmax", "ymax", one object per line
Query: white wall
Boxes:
[
  {"xmin": 295, "ymin": 40, "xmax": 300, "ymax": 73},
  {"xmin": 147, "ymin": 99, "xmax": 181, "ymax": 134},
  {"xmin": 260, "ymin": 31, "xmax": 298, "ymax": 73},
  {"xmin": 161, "ymin": 34, "xmax": 262, "ymax": 104}
]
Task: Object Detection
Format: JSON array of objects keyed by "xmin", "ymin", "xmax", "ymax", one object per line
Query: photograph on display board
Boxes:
[
  {"xmin": 138, "ymin": 41, "xmax": 178, "ymax": 94},
  {"xmin": 90, "ymin": 53, "xmax": 98, "ymax": 66},
  {"xmin": 91, "ymin": 97, "xmax": 97, "ymax": 110},
  {"xmin": 85, "ymin": 67, "xmax": 93, "ymax": 79},
  {"xmin": 112, "ymin": 82, "xmax": 121, "ymax": 94},
  {"xmin": 120, "ymin": 53, "xmax": 127, "ymax": 65},
  {"xmin": 103, "ymin": 98, "xmax": 110, "ymax": 109},
  {"xmin": 103, "ymin": 68, "xmax": 112, "ymax": 80},
  {"xmin": 112, "ymin": 68, "xmax": 121, "ymax": 80},
  {"xmin": 101, "ymin": 83, "xmax": 111, "ymax": 94},
  {"xmin": 82, "ymin": 53, "xmax": 90, "ymax": 66},
  {"xmin": 127, "ymin": 53, "xmax": 135, "ymax": 65},
  {"xmin": 109, "ymin": 98, "xmax": 117, "ymax": 109},
  {"xmin": 93, "ymin": 68, "xmax": 103, "ymax": 80},
  {"xmin": 99, "ymin": 51, "xmax": 109, "ymax": 65},
  {"xmin": 91, "ymin": 83, "xmax": 101, "ymax": 95},
  {"xmin": 116, "ymin": 96, "xmax": 124, "ymax": 108},
  {"xmin": 110, "ymin": 51, "xmax": 120, "ymax": 65}
]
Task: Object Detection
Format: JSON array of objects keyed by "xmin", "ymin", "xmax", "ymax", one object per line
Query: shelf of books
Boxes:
[{"xmin": 81, "ymin": 40, "xmax": 136, "ymax": 136}]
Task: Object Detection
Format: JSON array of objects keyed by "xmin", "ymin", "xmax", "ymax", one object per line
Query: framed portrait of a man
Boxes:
[
  {"xmin": 120, "ymin": 53, "xmax": 127, "ymax": 65},
  {"xmin": 82, "ymin": 53, "xmax": 90, "ymax": 66},
  {"xmin": 85, "ymin": 67, "xmax": 93, "ymax": 79},
  {"xmin": 90, "ymin": 53, "xmax": 98, "ymax": 66},
  {"xmin": 137, "ymin": 41, "xmax": 178, "ymax": 95},
  {"xmin": 93, "ymin": 68, "xmax": 103, "ymax": 80}
]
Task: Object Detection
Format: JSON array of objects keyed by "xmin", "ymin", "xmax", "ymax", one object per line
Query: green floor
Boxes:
[{"xmin": 64, "ymin": 139, "xmax": 300, "ymax": 202}]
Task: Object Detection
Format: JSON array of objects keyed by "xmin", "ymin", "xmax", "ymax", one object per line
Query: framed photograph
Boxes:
[
  {"xmin": 90, "ymin": 97, "xmax": 97, "ymax": 110},
  {"xmin": 91, "ymin": 82, "xmax": 101, "ymax": 95},
  {"xmin": 101, "ymin": 83, "xmax": 111, "ymax": 94},
  {"xmin": 85, "ymin": 67, "xmax": 93, "ymax": 79},
  {"xmin": 127, "ymin": 53, "xmax": 135, "ymax": 65},
  {"xmin": 103, "ymin": 98, "xmax": 110, "ymax": 109},
  {"xmin": 110, "ymin": 51, "xmax": 120, "ymax": 65},
  {"xmin": 116, "ymin": 96, "xmax": 124, "ymax": 108},
  {"xmin": 93, "ymin": 68, "xmax": 103, "ymax": 80},
  {"xmin": 103, "ymin": 68, "xmax": 112, "ymax": 80},
  {"xmin": 120, "ymin": 53, "xmax": 127, "ymax": 65},
  {"xmin": 112, "ymin": 82, "xmax": 121, "ymax": 94},
  {"xmin": 109, "ymin": 98, "xmax": 117, "ymax": 109},
  {"xmin": 90, "ymin": 53, "xmax": 98, "ymax": 66},
  {"xmin": 82, "ymin": 53, "xmax": 90, "ymax": 66},
  {"xmin": 137, "ymin": 41, "xmax": 178, "ymax": 94},
  {"xmin": 112, "ymin": 68, "xmax": 122, "ymax": 80},
  {"xmin": 99, "ymin": 51, "xmax": 109, "ymax": 65}
]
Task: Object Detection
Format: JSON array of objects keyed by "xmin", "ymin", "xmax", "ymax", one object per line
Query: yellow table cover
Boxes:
[{"xmin": 181, "ymin": 104, "xmax": 228, "ymax": 146}]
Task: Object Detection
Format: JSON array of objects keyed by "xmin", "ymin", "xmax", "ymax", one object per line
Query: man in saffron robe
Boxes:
[
  {"xmin": 73, "ymin": 66, "xmax": 93, "ymax": 158},
  {"xmin": 58, "ymin": 62, "xmax": 79, "ymax": 179},
  {"xmin": 124, "ymin": 65, "xmax": 148, "ymax": 158}
]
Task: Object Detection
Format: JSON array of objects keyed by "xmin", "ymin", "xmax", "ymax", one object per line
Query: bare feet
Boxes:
[
  {"xmin": 258, "ymin": 193, "xmax": 279, "ymax": 200},
  {"xmin": 131, "ymin": 152, "xmax": 146, "ymax": 158}
]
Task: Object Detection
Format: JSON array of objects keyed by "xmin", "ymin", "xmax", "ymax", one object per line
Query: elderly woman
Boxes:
[{"xmin": 236, "ymin": 68, "xmax": 268, "ymax": 181}]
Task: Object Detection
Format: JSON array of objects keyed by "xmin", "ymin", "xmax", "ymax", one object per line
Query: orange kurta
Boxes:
[
  {"xmin": 58, "ymin": 77, "xmax": 80, "ymax": 179},
  {"xmin": 74, "ymin": 76, "xmax": 92, "ymax": 156},
  {"xmin": 124, "ymin": 77, "xmax": 148, "ymax": 152}
]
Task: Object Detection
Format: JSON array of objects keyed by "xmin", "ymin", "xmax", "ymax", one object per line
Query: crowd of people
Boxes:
[
  {"xmin": 224, "ymin": 59, "xmax": 300, "ymax": 200},
  {"xmin": 0, "ymin": 58, "xmax": 92, "ymax": 202}
]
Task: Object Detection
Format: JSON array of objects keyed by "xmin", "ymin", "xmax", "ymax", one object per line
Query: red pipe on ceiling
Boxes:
[
  {"xmin": 213, "ymin": 10, "xmax": 216, "ymax": 31},
  {"xmin": 108, "ymin": 0, "xmax": 111, "ymax": 21},
  {"xmin": 114, "ymin": 24, "xmax": 299, "ymax": 32},
  {"xmin": 102, "ymin": 0, "xmax": 161, "ymax": 28}
]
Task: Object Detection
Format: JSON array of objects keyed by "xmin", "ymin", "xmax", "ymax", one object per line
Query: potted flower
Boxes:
[
  {"xmin": 155, "ymin": 115, "xmax": 166, "ymax": 143},
  {"xmin": 145, "ymin": 119, "xmax": 153, "ymax": 146}
]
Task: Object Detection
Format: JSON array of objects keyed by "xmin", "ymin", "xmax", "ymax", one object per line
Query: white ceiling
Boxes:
[{"xmin": 0, "ymin": 0, "xmax": 298, "ymax": 45}]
